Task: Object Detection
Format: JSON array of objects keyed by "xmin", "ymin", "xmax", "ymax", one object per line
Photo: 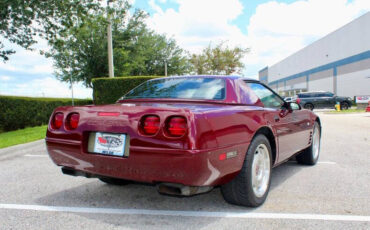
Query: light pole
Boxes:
[
  {"xmin": 164, "ymin": 60, "xmax": 167, "ymax": 77},
  {"xmin": 107, "ymin": 0, "xmax": 114, "ymax": 78},
  {"xmin": 70, "ymin": 76, "xmax": 74, "ymax": 106}
]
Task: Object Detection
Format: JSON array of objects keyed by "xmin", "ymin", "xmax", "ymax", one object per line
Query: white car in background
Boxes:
[{"xmin": 284, "ymin": 97, "xmax": 294, "ymax": 102}]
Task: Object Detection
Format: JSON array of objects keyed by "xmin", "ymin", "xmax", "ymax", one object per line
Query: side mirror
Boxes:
[
  {"xmin": 289, "ymin": 102, "xmax": 301, "ymax": 111},
  {"xmin": 280, "ymin": 102, "xmax": 301, "ymax": 117}
]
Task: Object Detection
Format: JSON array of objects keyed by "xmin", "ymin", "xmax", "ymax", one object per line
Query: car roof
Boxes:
[{"xmin": 154, "ymin": 75, "xmax": 256, "ymax": 81}]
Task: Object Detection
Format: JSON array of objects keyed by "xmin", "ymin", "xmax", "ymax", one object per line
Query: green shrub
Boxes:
[
  {"xmin": 0, "ymin": 96, "xmax": 92, "ymax": 132},
  {"xmin": 92, "ymin": 76, "xmax": 162, "ymax": 105}
]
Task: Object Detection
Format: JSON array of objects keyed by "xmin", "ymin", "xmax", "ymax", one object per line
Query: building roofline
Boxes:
[{"xmin": 258, "ymin": 66, "xmax": 268, "ymax": 73}]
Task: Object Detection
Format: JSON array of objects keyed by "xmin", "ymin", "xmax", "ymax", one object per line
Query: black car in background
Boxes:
[{"xmin": 296, "ymin": 91, "xmax": 352, "ymax": 110}]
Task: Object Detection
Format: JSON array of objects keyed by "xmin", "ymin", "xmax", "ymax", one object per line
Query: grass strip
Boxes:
[
  {"xmin": 0, "ymin": 125, "xmax": 47, "ymax": 149},
  {"xmin": 324, "ymin": 109, "xmax": 366, "ymax": 114}
]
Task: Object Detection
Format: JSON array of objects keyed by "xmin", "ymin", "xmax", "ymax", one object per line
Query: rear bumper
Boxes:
[{"xmin": 45, "ymin": 138, "xmax": 248, "ymax": 186}]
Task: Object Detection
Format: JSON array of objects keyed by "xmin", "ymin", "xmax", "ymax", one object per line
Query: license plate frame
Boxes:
[{"xmin": 88, "ymin": 132, "xmax": 130, "ymax": 157}]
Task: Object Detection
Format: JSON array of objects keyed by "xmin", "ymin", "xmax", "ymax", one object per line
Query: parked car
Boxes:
[
  {"xmin": 296, "ymin": 91, "xmax": 352, "ymax": 110},
  {"xmin": 284, "ymin": 96, "xmax": 294, "ymax": 102},
  {"xmin": 46, "ymin": 76, "xmax": 321, "ymax": 207}
]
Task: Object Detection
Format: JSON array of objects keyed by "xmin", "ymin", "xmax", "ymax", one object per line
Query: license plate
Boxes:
[{"xmin": 88, "ymin": 132, "xmax": 128, "ymax": 157}]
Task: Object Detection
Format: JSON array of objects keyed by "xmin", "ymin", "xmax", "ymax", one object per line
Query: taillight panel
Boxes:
[
  {"xmin": 165, "ymin": 116, "xmax": 187, "ymax": 137},
  {"xmin": 51, "ymin": 112, "xmax": 64, "ymax": 129},
  {"xmin": 140, "ymin": 115, "xmax": 160, "ymax": 136},
  {"xmin": 139, "ymin": 115, "xmax": 188, "ymax": 138},
  {"xmin": 65, "ymin": 113, "xmax": 80, "ymax": 130}
]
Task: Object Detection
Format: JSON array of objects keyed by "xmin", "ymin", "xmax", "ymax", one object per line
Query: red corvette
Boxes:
[{"xmin": 46, "ymin": 76, "xmax": 321, "ymax": 207}]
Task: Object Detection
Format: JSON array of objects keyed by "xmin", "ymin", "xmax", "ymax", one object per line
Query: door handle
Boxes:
[{"xmin": 274, "ymin": 115, "xmax": 280, "ymax": 122}]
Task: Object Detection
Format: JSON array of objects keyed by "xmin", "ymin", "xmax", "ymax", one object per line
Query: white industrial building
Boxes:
[{"xmin": 259, "ymin": 12, "xmax": 370, "ymax": 98}]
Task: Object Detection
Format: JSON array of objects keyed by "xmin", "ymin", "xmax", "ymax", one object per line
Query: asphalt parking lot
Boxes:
[{"xmin": 0, "ymin": 112, "xmax": 369, "ymax": 229}]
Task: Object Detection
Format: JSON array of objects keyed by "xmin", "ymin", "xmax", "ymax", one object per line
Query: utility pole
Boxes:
[
  {"xmin": 107, "ymin": 0, "xmax": 114, "ymax": 78},
  {"xmin": 164, "ymin": 60, "xmax": 167, "ymax": 77},
  {"xmin": 70, "ymin": 76, "xmax": 74, "ymax": 106}
]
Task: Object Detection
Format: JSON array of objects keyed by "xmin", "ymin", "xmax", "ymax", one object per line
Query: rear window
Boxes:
[
  {"xmin": 246, "ymin": 82, "xmax": 284, "ymax": 109},
  {"xmin": 122, "ymin": 78, "xmax": 226, "ymax": 100}
]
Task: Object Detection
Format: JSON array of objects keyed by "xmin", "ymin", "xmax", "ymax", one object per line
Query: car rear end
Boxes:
[{"xmin": 45, "ymin": 101, "xmax": 246, "ymax": 189}]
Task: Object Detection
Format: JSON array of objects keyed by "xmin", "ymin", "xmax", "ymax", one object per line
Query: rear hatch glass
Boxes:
[{"xmin": 122, "ymin": 78, "xmax": 225, "ymax": 100}]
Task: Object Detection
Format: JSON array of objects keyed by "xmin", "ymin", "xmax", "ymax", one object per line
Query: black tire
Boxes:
[
  {"xmin": 221, "ymin": 134, "xmax": 272, "ymax": 207},
  {"xmin": 340, "ymin": 102, "xmax": 349, "ymax": 110},
  {"xmin": 304, "ymin": 103, "xmax": 314, "ymax": 110},
  {"xmin": 296, "ymin": 122, "xmax": 321, "ymax": 165},
  {"xmin": 99, "ymin": 177, "xmax": 130, "ymax": 186}
]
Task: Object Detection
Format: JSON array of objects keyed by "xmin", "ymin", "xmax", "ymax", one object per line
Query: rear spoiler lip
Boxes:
[{"xmin": 117, "ymin": 98, "xmax": 254, "ymax": 106}]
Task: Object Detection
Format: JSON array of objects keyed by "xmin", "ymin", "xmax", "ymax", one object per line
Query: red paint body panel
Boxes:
[{"xmin": 46, "ymin": 76, "xmax": 318, "ymax": 186}]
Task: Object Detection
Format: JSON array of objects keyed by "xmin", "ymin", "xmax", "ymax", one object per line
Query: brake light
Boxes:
[
  {"xmin": 166, "ymin": 116, "xmax": 187, "ymax": 137},
  {"xmin": 51, "ymin": 112, "xmax": 64, "ymax": 129},
  {"xmin": 141, "ymin": 115, "xmax": 160, "ymax": 135},
  {"xmin": 98, "ymin": 112, "xmax": 120, "ymax": 117},
  {"xmin": 66, "ymin": 113, "xmax": 80, "ymax": 130}
]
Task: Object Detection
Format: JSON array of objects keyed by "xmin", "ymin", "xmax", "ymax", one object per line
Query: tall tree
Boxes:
[
  {"xmin": 47, "ymin": 0, "xmax": 190, "ymax": 87},
  {"xmin": 0, "ymin": 0, "xmax": 101, "ymax": 61},
  {"xmin": 189, "ymin": 42, "xmax": 250, "ymax": 75}
]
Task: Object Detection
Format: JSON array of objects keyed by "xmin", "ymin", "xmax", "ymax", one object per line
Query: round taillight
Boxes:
[
  {"xmin": 141, "ymin": 115, "xmax": 160, "ymax": 135},
  {"xmin": 166, "ymin": 116, "xmax": 187, "ymax": 137},
  {"xmin": 66, "ymin": 113, "xmax": 80, "ymax": 130},
  {"xmin": 52, "ymin": 112, "xmax": 64, "ymax": 129}
]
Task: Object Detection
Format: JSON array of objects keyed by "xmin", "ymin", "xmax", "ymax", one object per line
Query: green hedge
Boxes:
[
  {"xmin": 92, "ymin": 76, "xmax": 162, "ymax": 105},
  {"xmin": 0, "ymin": 96, "xmax": 92, "ymax": 132}
]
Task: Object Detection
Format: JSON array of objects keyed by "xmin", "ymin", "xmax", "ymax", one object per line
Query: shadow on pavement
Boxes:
[{"xmin": 35, "ymin": 160, "xmax": 305, "ymax": 227}]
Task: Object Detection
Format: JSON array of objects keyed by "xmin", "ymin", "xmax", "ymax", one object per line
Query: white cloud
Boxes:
[
  {"xmin": 245, "ymin": 0, "xmax": 370, "ymax": 70},
  {"xmin": 0, "ymin": 39, "xmax": 54, "ymax": 74},
  {"xmin": 0, "ymin": 39, "xmax": 92, "ymax": 98},
  {"xmin": 0, "ymin": 77, "xmax": 92, "ymax": 99},
  {"xmin": 31, "ymin": 64, "xmax": 54, "ymax": 74},
  {"xmin": 147, "ymin": 0, "xmax": 247, "ymax": 53},
  {"xmin": 0, "ymin": 76, "xmax": 11, "ymax": 81},
  {"xmin": 146, "ymin": 0, "xmax": 370, "ymax": 75}
]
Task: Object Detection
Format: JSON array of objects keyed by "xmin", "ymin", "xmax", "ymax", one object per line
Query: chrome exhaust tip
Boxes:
[{"xmin": 157, "ymin": 183, "xmax": 213, "ymax": 196}]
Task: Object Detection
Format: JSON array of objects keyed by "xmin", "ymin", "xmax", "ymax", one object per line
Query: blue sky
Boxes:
[{"xmin": 0, "ymin": 0, "xmax": 369, "ymax": 98}]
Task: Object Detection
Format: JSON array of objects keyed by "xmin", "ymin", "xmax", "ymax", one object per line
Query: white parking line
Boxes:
[
  {"xmin": 24, "ymin": 154, "xmax": 48, "ymax": 158},
  {"xmin": 317, "ymin": 161, "xmax": 337, "ymax": 165},
  {"xmin": 0, "ymin": 204, "xmax": 369, "ymax": 222},
  {"xmin": 287, "ymin": 161, "xmax": 336, "ymax": 165}
]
